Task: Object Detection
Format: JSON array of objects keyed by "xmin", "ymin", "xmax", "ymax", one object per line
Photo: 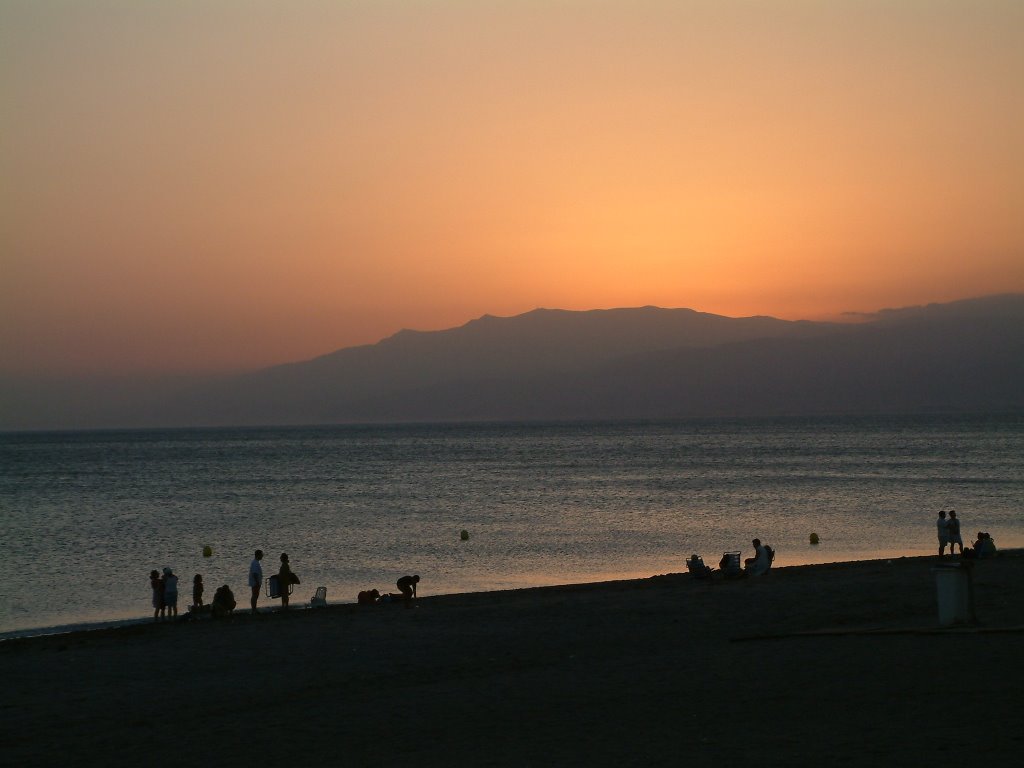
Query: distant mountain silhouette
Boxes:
[{"xmin": 2, "ymin": 295, "xmax": 1022, "ymax": 429}]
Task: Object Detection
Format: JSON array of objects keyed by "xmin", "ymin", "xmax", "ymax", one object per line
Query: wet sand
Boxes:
[{"xmin": 3, "ymin": 552, "xmax": 1022, "ymax": 767}]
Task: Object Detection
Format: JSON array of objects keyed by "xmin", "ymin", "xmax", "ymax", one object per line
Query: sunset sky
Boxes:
[{"xmin": 3, "ymin": 1, "xmax": 1022, "ymax": 376}]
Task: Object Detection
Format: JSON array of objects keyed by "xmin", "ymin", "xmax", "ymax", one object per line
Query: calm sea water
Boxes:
[{"xmin": 1, "ymin": 415, "xmax": 1022, "ymax": 636}]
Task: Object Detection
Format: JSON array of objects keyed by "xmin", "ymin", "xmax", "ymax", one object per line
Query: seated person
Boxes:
[
  {"xmin": 978, "ymin": 532, "xmax": 997, "ymax": 558},
  {"xmin": 211, "ymin": 584, "xmax": 237, "ymax": 618},
  {"xmin": 965, "ymin": 532, "xmax": 997, "ymax": 559},
  {"xmin": 357, "ymin": 589, "xmax": 380, "ymax": 605},
  {"xmin": 970, "ymin": 532, "xmax": 995, "ymax": 561},
  {"xmin": 686, "ymin": 554, "xmax": 713, "ymax": 578},
  {"xmin": 744, "ymin": 538, "xmax": 772, "ymax": 576}
]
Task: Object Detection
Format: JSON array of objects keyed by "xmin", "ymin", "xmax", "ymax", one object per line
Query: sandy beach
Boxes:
[{"xmin": 3, "ymin": 552, "xmax": 1022, "ymax": 767}]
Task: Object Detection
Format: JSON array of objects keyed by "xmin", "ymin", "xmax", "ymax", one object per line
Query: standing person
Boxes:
[
  {"xmin": 192, "ymin": 574, "xmax": 204, "ymax": 609},
  {"xmin": 150, "ymin": 570, "xmax": 164, "ymax": 622},
  {"xmin": 163, "ymin": 567, "xmax": 179, "ymax": 618},
  {"xmin": 249, "ymin": 549, "xmax": 264, "ymax": 615},
  {"xmin": 936, "ymin": 510, "xmax": 950, "ymax": 556},
  {"xmin": 277, "ymin": 553, "xmax": 299, "ymax": 611},
  {"xmin": 396, "ymin": 574, "xmax": 420, "ymax": 607},
  {"xmin": 947, "ymin": 510, "xmax": 963, "ymax": 555}
]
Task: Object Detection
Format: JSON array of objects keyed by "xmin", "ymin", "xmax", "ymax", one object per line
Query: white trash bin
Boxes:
[{"xmin": 932, "ymin": 564, "xmax": 970, "ymax": 626}]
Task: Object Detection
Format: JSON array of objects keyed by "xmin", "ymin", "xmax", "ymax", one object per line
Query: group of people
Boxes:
[
  {"xmin": 936, "ymin": 510, "xmax": 997, "ymax": 559},
  {"xmin": 964, "ymin": 532, "xmax": 997, "ymax": 559},
  {"xmin": 687, "ymin": 537, "xmax": 775, "ymax": 579},
  {"xmin": 148, "ymin": 567, "xmax": 180, "ymax": 621},
  {"xmin": 247, "ymin": 550, "xmax": 301, "ymax": 613},
  {"xmin": 935, "ymin": 510, "xmax": 964, "ymax": 555},
  {"xmin": 149, "ymin": 512, "xmax": 998, "ymax": 622},
  {"xmin": 150, "ymin": 550, "xmax": 421, "ymax": 621},
  {"xmin": 149, "ymin": 567, "xmax": 237, "ymax": 621},
  {"xmin": 358, "ymin": 575, "xmax": 421, "ymax": 607}
]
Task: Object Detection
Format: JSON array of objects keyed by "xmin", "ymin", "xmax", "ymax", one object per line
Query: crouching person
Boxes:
[{"xmin": 212, "ymin": 584, "xmax": 237, "ymax": 619}]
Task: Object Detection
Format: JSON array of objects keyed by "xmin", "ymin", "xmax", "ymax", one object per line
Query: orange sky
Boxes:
[{"xmin": 2, "ymin": 1, "xmax": 1022, "ymax": 376}]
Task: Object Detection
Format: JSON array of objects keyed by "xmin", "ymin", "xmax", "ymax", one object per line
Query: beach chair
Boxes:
[
  {"xmin": 686, "ymin": 554, "xmax": 713, "ymax": 579},
  {"xmin": 265, "ymin": 575, "xmax": 294, "ymax": 599},
  {"xmin": 720, "ymin": 551, "xmax": 743, "ymax": 579},
  {"xmin": 310, "ymin": 586, "xmax": 327, "ymax": 608}
]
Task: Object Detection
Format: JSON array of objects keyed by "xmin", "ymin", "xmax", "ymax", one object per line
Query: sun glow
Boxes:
[{"xmin": 2, "ymin": 1, "xmax": 1022, "ymax": 375}]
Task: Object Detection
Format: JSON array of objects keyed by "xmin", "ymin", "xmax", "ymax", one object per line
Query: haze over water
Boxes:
[{"xmin": 2, "ymin": 414, "xmax": 1022, "ymax": 636}]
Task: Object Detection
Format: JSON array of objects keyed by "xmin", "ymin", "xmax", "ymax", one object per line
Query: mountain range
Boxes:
[{"xmin": 2, "ymin": 294, "xmax": 1022, "ymax": 430}]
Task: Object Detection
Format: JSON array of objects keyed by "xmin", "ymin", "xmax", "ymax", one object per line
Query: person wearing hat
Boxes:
[{"xmin": 162, "ymin": 567, "xmax": 179, "ymax": 618}]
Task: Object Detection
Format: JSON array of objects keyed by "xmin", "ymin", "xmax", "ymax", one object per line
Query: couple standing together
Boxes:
[
  {"xmin": 248, "ymin": 550, "xmax": 300, "ymax": 613},
  {"xmin": 936, "ymin": 510, "xmax": 963, "ymax": 556}
]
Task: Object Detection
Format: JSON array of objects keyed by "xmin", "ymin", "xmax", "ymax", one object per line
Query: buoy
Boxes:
[
  {"xmin": 202, "ymin": 545, "xmax": 213, "ymax": 557},
  {"xmin": 460, "ymin": 530, "xmax": 469, "ymax": 541},
  {"xmin": 809, "ymin": 533, "xmax": 819, "ymax": 545}
]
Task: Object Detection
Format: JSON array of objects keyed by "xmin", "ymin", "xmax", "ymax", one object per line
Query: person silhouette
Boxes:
[
  {"xmin": 948, "ymin": 510, "xmax": 963, "ymax": 555},
  {"xmin": 192, "ymin": 574, "xmax": 204, "ymax": 609},
  {"xmin": 150, "ymin": 570, "xmax": 164, "ymax": 621},
  {"xmin": 396, "ymin": 574, "xmax": 420, "ymax": 607},
  {"xmin": 937, "ymin": 510, "xmax": 950, "ymax": 556},
  {"xmin": 162, "ymin": 567, "xmax": 179, "ymax": 618},
  {"xmin": 278, "ymin": 553, "xmax": 299, "ymax": 610},
  {"xmin": 249, "ymin": 550, "xmax": 264, "ymax": 615},
  {"xmin": 744, "ymin": 539, "xmax": 771, "ymax": 576}
]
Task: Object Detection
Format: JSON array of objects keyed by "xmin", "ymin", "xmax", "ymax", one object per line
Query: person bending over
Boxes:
[{"xmin": 396, "ymin": 574, "xmax": 420, "ymax": 606}]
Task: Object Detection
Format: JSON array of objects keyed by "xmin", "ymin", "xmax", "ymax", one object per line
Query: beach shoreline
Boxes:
[
  {"xmin": 0, "ymin": 549, "xmax": 1005, "ymax": 643},
  {"xmin": 3, "ymin": 552, "xmax": 1022, "ymax": 766}
]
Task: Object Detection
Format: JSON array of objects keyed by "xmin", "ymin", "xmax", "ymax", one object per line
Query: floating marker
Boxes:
[
  {"xmin": 809, "ymin": 533, "xmax": 819, "ymax": 545},
  {"xmin": 202, "ymin": 545, "xmax": 213, "ymax": 557},
  {"xmin": 460, "ymin": 530, "xmax": 469, "ymax": 541}
]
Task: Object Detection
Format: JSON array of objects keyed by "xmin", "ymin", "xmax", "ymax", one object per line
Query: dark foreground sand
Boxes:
[{"xmin": 3, "ymin": 553, "xmax": 1022, "ymax": 767}]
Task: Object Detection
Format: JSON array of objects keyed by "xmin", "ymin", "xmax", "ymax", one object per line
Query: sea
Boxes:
[{"xmin": 1, "ymin": 415, "xmax": 1022, "ymax": 637}]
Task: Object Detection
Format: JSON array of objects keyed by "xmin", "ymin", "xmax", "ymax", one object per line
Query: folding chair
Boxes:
[
  {"xmin": 720, "ymin": 551, "xmax": 743, "ymax": 578},
  {"xmin": 310, "ymin": 586, "xmax": 327, "ymax": 608},
  {"xmin": 686, "ymin": 554, "xmax": 713, "ymax": 579},
  {"xmin": 266, "ymin": 575, "xmax": 294, "ymax": 599}
]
